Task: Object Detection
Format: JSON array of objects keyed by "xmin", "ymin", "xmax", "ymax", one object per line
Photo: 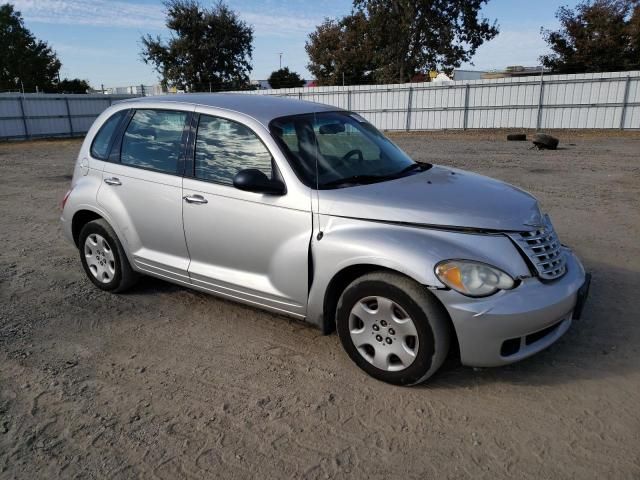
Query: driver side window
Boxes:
[{"xmin": 195, "ymin": 115, "xmax": 273, "ymax": 185}]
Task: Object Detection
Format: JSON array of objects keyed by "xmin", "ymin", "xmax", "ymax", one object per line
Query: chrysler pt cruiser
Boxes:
[{"xmin": 61, "ymin": 94, "xmax": 590, "ymax": 385}]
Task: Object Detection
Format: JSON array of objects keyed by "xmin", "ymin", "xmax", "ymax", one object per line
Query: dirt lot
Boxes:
[{"xmin": 1, "ymin": 131, "xmax": 640, "ymax": 479}]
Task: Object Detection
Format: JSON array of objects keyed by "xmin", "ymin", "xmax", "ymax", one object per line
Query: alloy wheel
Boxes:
[
  {"xmin": 84, "ymin": 233, "xmax": 116, "ymax": 284},
  {"xmin": 348, "ymin": 296, "xmax": 419, "ymax": 371}
]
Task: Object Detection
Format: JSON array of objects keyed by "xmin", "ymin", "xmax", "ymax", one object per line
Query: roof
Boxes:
[{"xmin": 119, "ymin": 93, "xmax": 340, "ymax": 126}]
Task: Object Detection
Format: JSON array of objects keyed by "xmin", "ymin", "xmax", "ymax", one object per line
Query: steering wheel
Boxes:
[{"xmin": 342, "ymin": 149, "xmax": 364, "ymax": 163}]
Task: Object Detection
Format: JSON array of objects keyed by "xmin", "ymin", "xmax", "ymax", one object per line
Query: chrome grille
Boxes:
[{"xmin": 509, "ymin": 216, "xmax": 567, "ymax": 281}]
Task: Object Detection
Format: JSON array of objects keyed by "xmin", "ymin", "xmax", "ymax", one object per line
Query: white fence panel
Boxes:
[
  {"xmin": 2, "ymin": 71, "xmax": 639, "ymax": 139},
  {"xmin": 0, "ymin": 94, "xmax": 136, "ymax": 139},
  {"xmin": 244, "ymin": 70, "xmax": 639, "ymax": 132}
]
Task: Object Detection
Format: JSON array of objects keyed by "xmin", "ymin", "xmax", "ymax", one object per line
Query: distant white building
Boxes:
[{"xmin": 105, "ymin": 85, "xmax": 164, "ymax": 96}]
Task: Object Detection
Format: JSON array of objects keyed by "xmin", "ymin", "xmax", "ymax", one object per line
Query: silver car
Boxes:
[{"xmin": 61, "ymin": 94, "xmax": 590, "ymax": 385}]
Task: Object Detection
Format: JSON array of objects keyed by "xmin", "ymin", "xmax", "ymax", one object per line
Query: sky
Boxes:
[{"xmin": 11, "ymin": 0, "xmax": 581, "ymax": 88}]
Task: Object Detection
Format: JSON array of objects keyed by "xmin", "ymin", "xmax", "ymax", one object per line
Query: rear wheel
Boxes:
[
  {"xmin": 79, "ymin": 219, "xmax": 138, "ymax": 292},
  {"xmin": 336, "ymin": 272, "xmax": 450, "ymax": 386}
]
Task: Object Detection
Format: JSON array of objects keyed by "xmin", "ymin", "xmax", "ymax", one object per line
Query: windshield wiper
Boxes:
[
  {"xmin": 320, "ymin": 163, "xmax": 431, "ymax": 189},
  {"xmin": 321, "ymin": 174, "xmax": 388, "ymax": 189},
  {"xmin": 394, "ymin": 162, "xmax": 431, "ymax": 176}
]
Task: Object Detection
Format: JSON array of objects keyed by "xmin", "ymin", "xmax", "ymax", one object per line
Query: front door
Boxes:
[
  {"xmin": 182, "ymin": 113, "xmax": 311, "ymax": 317},
  {"xmin": 97, "ymin": 108, "xmax": 191, "ymax": 284}
]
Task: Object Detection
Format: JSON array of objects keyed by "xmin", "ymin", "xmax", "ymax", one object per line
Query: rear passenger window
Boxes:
[
  {"xmin": 195, "ymin": 115, "xmax": 272, "ymax": 185},
  {"xmin": 121, "ymin": 109, "xmax": 187, "ymax": 174},
  {"xmin": 90, "ymin": 110, "xmax": 126, "ymax": 160}
]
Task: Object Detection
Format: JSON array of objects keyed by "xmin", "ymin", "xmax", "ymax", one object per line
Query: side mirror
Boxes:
[{"xmin": 233, "ymin": 169, "xmax": 285, "ymax": 195}]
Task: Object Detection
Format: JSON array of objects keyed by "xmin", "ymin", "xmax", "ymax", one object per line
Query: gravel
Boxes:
[{"xmin": 1, "ymin": 131, "xmax": 640, "ymax": 479}]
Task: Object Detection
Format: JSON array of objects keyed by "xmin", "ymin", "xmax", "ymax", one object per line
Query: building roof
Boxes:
[{"xmin": 119, "ymin": 93, "xmax": 339, "ymax": 126}]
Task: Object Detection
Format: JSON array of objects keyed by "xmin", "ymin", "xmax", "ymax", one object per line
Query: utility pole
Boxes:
[{"xmin": 279, "ymin": 53, "xmax": 283, "ymax": 69}]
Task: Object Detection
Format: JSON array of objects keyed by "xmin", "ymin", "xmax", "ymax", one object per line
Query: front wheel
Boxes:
[{"xmin": 336, "ymin": 272, "xmax": 450, "ymax": 386}]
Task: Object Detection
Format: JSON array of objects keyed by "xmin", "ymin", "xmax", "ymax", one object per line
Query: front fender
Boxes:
[{"xmin": 306, "ymin": 215, "xmax": 531, "ymax": 330}]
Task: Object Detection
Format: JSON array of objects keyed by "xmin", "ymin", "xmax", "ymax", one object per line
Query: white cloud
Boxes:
[
  {"xmin": 11, "ymin": 0, "xmax": 321, "ymax": 37},
  {"xmin": 243, "ymin": 12, "xmax": 319, "ymax": 37},
  {"xmin": 12, "ymin": 0, "xmax": 166, "ymax": 29}
]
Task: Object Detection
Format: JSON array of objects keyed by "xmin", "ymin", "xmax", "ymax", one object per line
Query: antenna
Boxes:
[{"xmin": 313, "ymin": 112, "xmax": 322, "ymax": 240}]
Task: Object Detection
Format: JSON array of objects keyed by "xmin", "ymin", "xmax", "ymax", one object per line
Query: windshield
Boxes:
[{"xmin": 269, "ymin": 111, "xmax": 430, "ymax": 189}]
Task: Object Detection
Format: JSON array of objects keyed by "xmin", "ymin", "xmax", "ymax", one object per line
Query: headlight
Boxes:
[{"xmin": 435, "ymin": 260, "xmax": 516, "ymax": 297}]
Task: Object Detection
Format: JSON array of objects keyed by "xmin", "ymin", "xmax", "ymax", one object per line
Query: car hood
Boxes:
[{"xmin": 318, "ymin": 165, "xmax": 543, "ymax": 232}]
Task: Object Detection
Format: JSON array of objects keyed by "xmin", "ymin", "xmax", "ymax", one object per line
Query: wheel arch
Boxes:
[
  {"xmin": 321, "ymin": 264, "xmax": 458, "ymax": 358},
  {"xmin": 71, "ymin": 209, "xmax": 104, "ymax": 247}
]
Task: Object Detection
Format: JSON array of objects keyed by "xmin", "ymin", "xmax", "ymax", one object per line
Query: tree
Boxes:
[
  {"xmin": 57, "ymin": 78, "xmax": 91, "ymax": 94},
  {"xmin": 541, "ymin": 0, "xmax": 640, "ymax": 73},
  {"xmin": 141, "ymin": 0, "xmax": 253, "ymax": 91},
  {"xmin": 267, "ymin": 67, "xmax": 305, "ymax": 89},
  {"xmin": 306, "ymin": 1, "xmax": 498, "ymax": 85},
  {"xmin": 353, "ymin": 0, "xmax": 499, "ymax": 83},
  {"xmin": 306, "ymin": 12, "xmax": 376, "ymax": 86},
  {"xmin": 0, "ymin": 3, "xmax": 61, "ymax": 92}
]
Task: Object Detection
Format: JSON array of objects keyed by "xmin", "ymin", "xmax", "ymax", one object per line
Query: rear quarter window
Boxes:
[
  {"xmin": 90, "ymin": 110, "xmax": 127, "ymax": 160},
  {"xmin": 120, "ymin": 109, "xmax": 188, "ymax": 174}
]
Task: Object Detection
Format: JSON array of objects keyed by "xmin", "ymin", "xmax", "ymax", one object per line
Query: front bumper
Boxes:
[{"xmin": 433, "ymin": 248, "xmax": 588, "ymax": 367}]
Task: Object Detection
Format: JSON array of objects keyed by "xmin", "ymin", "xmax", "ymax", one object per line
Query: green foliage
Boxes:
[
  {"xmin": 306, "ymin": 12, "xmax": 376, "ymax": 86},
  {"xmin": 0, "ymin": 3, "xmax": 61, "ymax": 92},
  {"xmin": 306, "ymin": 1, "xmax": 498, "ymax": 85},
  {"xmin": 541, "ymin": 0, "xmax": 640, "ymax": 73},
  {"xmin": 141, "ymin": 0, "xmax": 253, "ymax": 91},
  {"xmin": 57, "ymin": 78, "xmax": 91, "ymax": 94},
  {"xmin": 267, "ymin": 67, "xmax": 306, "ymax": 89}
]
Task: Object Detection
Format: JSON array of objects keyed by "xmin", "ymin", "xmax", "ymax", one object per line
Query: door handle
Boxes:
[
  {"xmin": 104, "ymin": 177, "xmax": 122, "ymax": 186},
  {"xmin": 183, "ymin": 194, "xmax": 208, "ymax": 204}
]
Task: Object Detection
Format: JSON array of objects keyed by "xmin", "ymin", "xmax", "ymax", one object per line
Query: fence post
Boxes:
[
  {"xmin": 463, "ymin": 83, "xmax": 470, "ymax": 130},
  {"xmin": 64, "ymin": 97, "xmax": 74, "ymax": 136},
  {"xmin": 535, "ymin": 70, "xmax": 545, "ymax": 131},
  {"xmin": 405, "ymin": 87, "xmax": 413, "ymax": 132},
  {"xmin": 18, "ymin": 96, "xmax": 29, "ymax": 139},
  {"xmin": 619, "ymin": 75, "xmax": 631, "ymax": 130},
  {"xmin": 347, "ymin": 89, "xmax": 352, "ymax": 111}
]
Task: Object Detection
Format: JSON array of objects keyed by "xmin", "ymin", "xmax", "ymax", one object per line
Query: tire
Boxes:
[
  {"xmin": 507, "ymin": 133, "xmax": 527, "ymax": 141},
  {"xmin": 532, "ymin": 133, "xmax": 559, "ymax": 150},
  {"xmin": 336, "ymin": 272, "xmax": 450, "ymax": 386},
  {"xmin": 79, "ymin": 219, "xmax": 138, "ymax": 293}
]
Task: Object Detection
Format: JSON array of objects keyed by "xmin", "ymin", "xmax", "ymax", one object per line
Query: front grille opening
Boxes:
[
  {"xmin": 508, "ymin": 217, "xmax": 567, "ymax": 281},
  {"xmin": 501, "ymin": 320, "xmax": 564, "ymax": 357},
  {"xmin": 500, "ymin": 338, "xmax": 521, "ymax": 357},
  {"xmin": 525, "ymin": 322, "xmax": 561, "ymax": 346}
]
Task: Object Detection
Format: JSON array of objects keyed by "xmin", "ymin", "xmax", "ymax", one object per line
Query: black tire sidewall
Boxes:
[
  {"xmin": 507, "ymin": 133, "xmax": 526, "ymax": 141},
  {"xmin": 336, "ymin": 278, "xmax": 437, "ymax": 386},
  {"xmin": 533, "ymin": 133, "xmax": 559, "ymax": 149},
  {"xmin": 79, "ymin": 220, "xmax": 125, "ymax": 292}
]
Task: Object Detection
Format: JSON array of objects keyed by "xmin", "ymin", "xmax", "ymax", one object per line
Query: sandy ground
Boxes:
[{"xmin": 1, "ymin": 131, "xmax": 639, "ymax": 479}]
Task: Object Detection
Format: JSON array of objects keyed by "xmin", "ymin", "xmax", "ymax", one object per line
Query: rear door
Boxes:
[
  {"xmin": 181, "ymin": 111, "xmax": 312, "ymax": 317},
  {"xmin": 97, "ymin": 108, "xmax": 192, "ymax": 284}
]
